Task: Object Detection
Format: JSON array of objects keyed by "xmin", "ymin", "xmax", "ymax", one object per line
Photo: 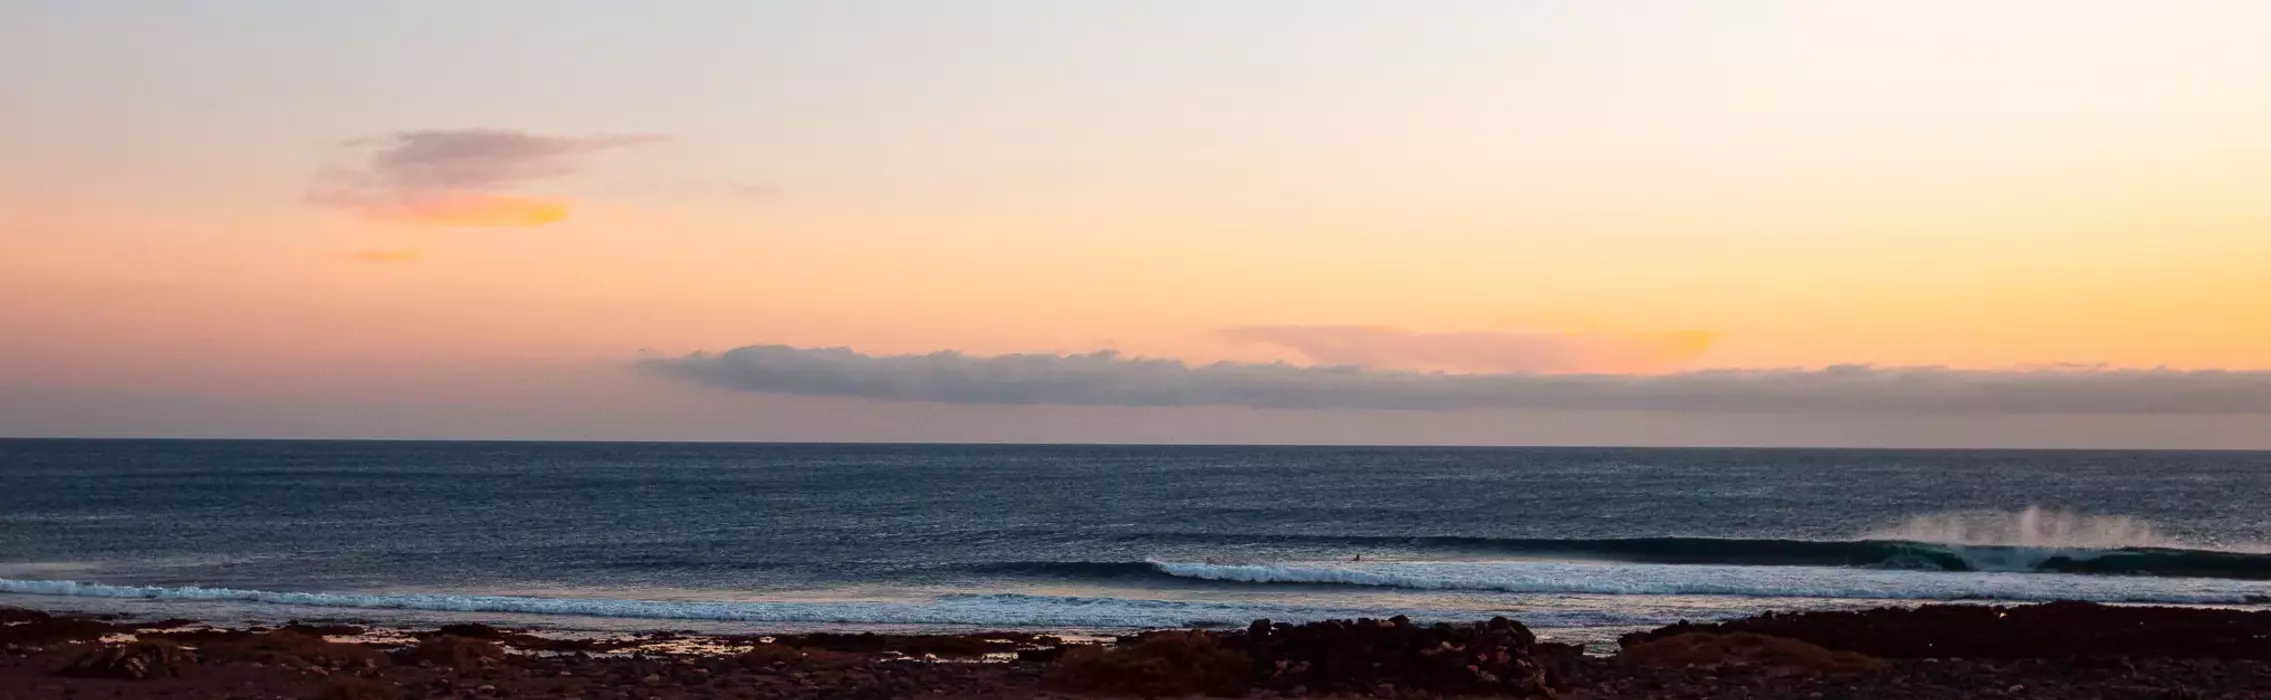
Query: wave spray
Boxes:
[{"xmin": 1865, "ymin": 507, "xmax": 2182, "ymax": 549}]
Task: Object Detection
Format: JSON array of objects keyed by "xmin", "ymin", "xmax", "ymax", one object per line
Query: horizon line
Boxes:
[{"xmin": 4, "ymin": 435, "xmax": 2267, "ymax": 454}]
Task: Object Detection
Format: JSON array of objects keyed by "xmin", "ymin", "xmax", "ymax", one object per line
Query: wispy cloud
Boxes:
[
  {"xmin": 350, "ymin": 248, "xmax": 424, "ymax": 263},
  {"xmin": 1222, "ymin": 324, "xmax": 1716, "ymax": 373},
  {"xmin": 641, "ymin": 344, "xmax": 2271, "ymax": 415},
  {"xmin": 357, "ymin": 194, "xmax": 571, "ymax": 228},
  {"xmin": 309, "ymin": 129, "xmax": 667, "ymax": 226}
]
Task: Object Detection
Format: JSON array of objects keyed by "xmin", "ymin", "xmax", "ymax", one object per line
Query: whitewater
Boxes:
[{"xmin": 8, "ymin": 555, "xmax": 2268, "ymax": 636}]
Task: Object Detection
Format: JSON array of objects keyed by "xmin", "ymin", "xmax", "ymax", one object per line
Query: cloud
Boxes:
[
  {"xmin": 1223, "ymin": 324, "xmax": 1716, "ymax": 373},
  {"xmin": 640, "ymin": 344, "xmax": 2271, "ymax": 415},
  {"xmin": 309, "ymin": 129, "xmax": 667, "ymax": 226},
  {"xmin": 350, "ymin": 248, "xmax": 424, "ymax": 263}
]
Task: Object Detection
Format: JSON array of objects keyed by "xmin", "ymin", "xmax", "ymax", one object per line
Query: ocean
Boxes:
[{"xmin": 5, "ymin": 439, "xmax": 2269, "ymax": 646}]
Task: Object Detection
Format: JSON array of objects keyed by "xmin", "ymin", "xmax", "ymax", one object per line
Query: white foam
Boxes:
[
  {"xmin": 0, "ymin": 578, "xmax": 1436, "ymax": 629},
  {"xmin": 1149, "ymin": 559, "xmax": 2271, "ymax": 604}
]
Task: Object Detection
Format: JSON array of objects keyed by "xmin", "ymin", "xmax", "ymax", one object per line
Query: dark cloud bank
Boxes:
[{"xmin": 640, "ymin": 345, "xmax": 2271, "ymax": 415}]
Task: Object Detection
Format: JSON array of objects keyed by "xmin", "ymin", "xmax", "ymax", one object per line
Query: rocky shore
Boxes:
[{"xmin": 4, "ymin": 601, "xmax": 2270, "ymax": 698}]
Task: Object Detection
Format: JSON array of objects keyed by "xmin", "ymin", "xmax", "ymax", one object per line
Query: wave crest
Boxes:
[
  {"xmin": 1145, "ymin": 560, "xmax": 2271, "ymax": 604},
  {"xmin": 1105, "ymin": 509, "xmax": 2268, "ymax": 580}
]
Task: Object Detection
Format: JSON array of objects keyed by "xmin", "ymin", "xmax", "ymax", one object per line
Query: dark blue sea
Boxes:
[{"xmin": 5, "ymin": 440, "xmax": 2270, "ymax": 645}]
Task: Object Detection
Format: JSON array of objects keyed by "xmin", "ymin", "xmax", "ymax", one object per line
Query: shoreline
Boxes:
[{"xmin": 7, "ymin": 600, "xmax": 2271, "ymax": 698}]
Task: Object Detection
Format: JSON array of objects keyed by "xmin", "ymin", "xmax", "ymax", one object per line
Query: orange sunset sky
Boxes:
[{"xmin": 4, "ymin": 2, "xmax": 2269, "ymax": 446}]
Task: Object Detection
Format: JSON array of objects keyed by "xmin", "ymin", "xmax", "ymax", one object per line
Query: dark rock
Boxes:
[
  {"xmin": 1227, "ymin": 616, "xmax": 1551, "ymax": 697},
  {"xmin": 435, "ymin": 623, "xmax": 508, "ymax": 640},
  {"xmin": 1043, "ymin": 630, "xmax": 1252, "ymax": 697},
  {"xmin": 1015, "ymin": 646, "xmax": 1067, "ymax": 663},
  {"xmin": 1619, "ymin": 601, "xmax": 2271, "ymax": 660},
  {"xmin": 320, "ymin": 676, "xmax": 405, "ymax": 700},
  {"xmin": 496, "ymin": 632, "xmax": 619, "ymax": 652},
  {"xmin": 398, "ymin": 635, "xmax": 507, "ymax": 670},
  {"xmin": 60, "ymin": 640, "xmax": 197, "ymax": 680},
  {"xmin": 0, "ymin": 616, "xmax": 119, "ymax": 646},
  {"xmin": 1534, "ymin": 641, "xmax": 1587, "ymax": 689},
  {"xmin": 761, "ymin": 631, "xmax": 1002, "ymax": 657},
  {"xmin": 200, "ymin": 629, "xmax": 389, "ymax": 669},
  {"xmin": 284, "ymin": 622, "xmax": 369, "ymax": 637},
  {"xmin": 1622, "ymin": 632, "xmax": 1887, "ymax": 675},
  {"xmin": 1043, "ymin": 616, "xmax": 1553, "ymax": 697}
]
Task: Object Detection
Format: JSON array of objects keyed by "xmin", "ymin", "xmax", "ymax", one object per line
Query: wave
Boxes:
[
  {"xmin": 939, "ymin": 554, "xmax": 2271, "ymax": 604},
  {"xmin": 0, "ymin": 578, "xmax": 1693, "ymax": 631},
  {"xmin": 957, "ymin": 561, "xmax": 1169, "ymax": 578},
  {"xmin": 1142, "ymin": 560, "xmax": 2271, "ymax": 604},
  {"xmin": 1103, "ymin": 536, "xmax": 2271, "ymax": 580},
  {"xmin": 7, "ymin": 572, "xmax": 2260, "ymax": 635},
  {"xmin": 956, "ymin": 539, "xmax": 2271, "ymax": 584},
  {"xmin": 8, "ymin": 561, "xmax": 2267, "ymax": 630},
  {"xmin": 0, "ymin": 578, "xmax": 1421, "ymax": 629}
]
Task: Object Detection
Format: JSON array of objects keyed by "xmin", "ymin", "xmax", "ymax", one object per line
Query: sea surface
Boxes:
[{"xmin": 5, "ymin": 440, "xmax": 2271, "ymax": 646}]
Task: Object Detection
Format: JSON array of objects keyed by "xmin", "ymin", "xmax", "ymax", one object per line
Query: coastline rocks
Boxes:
[
  {"xmin": 1045, "ymin": 630, "xmax": 1254, "ymax": 697},
  {"xmin": 198, "ymin": 629, "xmax": 390, "ymax": 669},
  {"xmin": 60, "ymin": 640, "xmax": 196, "ymax": 680},
  {"xmin": 318, "ymin": 676, "xmax": 405, "ymax": 700},
  {"xmin": 419, "ymin": 623, "xmax": 628, "ymax": 653},
  {"xmin": 12, "ymin": 605, "xmax": 2271, "ymax": 699},
  {"xmin": 1532, "ymin": 641, "xmax": 1588, "ymax": 690},
  {"xmin": 736, "ymin": 644, "xmax": 870, "ymax": 668},
  {"xmin": 1230, "ymin": 616, "xmax": 1551, "ymax": 697},
  {"xmin": 283, "ymin": 621, "xmax": 369, "ymax": 637},
  {"xmin": 1622, "ymin": 632, "xmax": 1887, "ymax": 675},
  {"xmin": 1047, "ymin": 616, "xmax": 1553, "ymax": 697},
  {"xmin": 1619, "ymin": 601, "xmax": 2271, "ymax": 660},
  {"xmin": 397, "ymin": 635, "xmax": 505, "ymax": 670},
  {"xmin": 760, "ymin": 631, "xmax": 1046, "ymax": 658},
  {"xmin": 0, "ymin": 615, "xmax": 119, "ymax": 646},
  {"xmin": 432, "ymin": 623, "xmax": 506, "ymax": 640}
]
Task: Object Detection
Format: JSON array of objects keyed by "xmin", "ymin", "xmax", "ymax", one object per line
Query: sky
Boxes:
[{"xmin": 4, "ymin": 1, "xmax": 2270, "ymax": 447}]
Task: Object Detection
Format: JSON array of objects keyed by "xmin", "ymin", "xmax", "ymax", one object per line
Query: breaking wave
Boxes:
[
  {"xmin": 1097, "ymin": 510, "xmax": 2271, "ymax": 580},
  {"xmin": 1082, "ymin": 536, "xmax": 2271, "ymax": 579},
  {"xmin": 1142, "ymin": 560, "xmax": 2271, "ymax": 604},
  {"xmin": 0, "ymin": 578, "xmax": 1417, "ymax": 629}
]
